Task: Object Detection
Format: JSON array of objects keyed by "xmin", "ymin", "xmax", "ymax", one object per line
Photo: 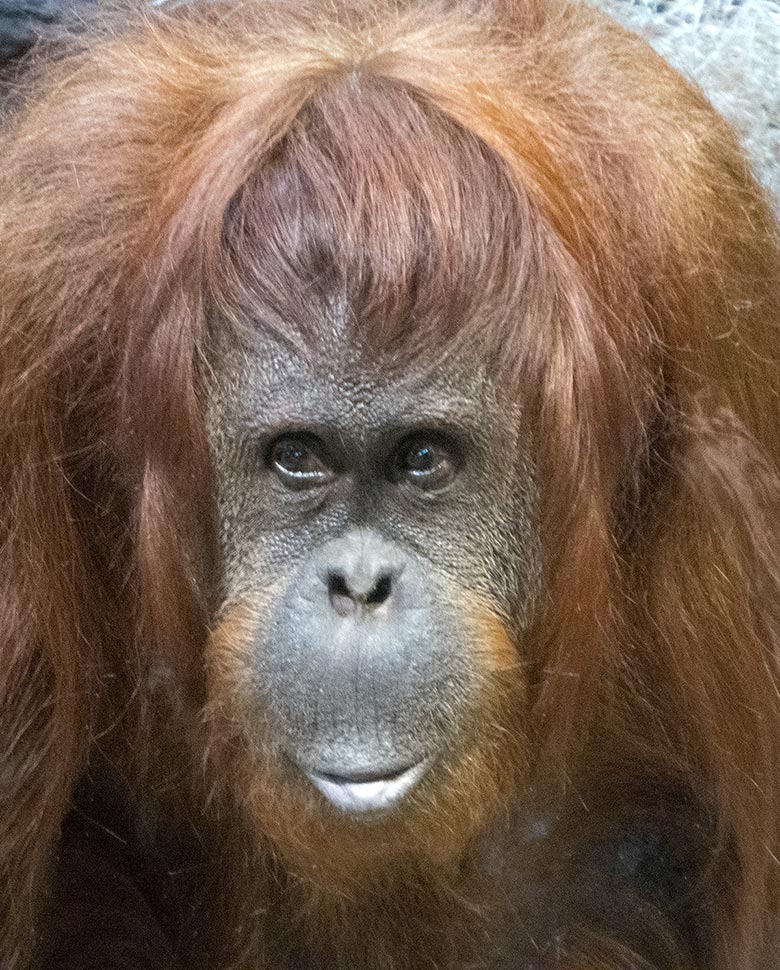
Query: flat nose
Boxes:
[
  {"xmin": 319, "ymin": 530, "xmax": 405, "ymax": 618},
  {"xmin": 327, "ymin": 570, "xmax": 393, "ymax": 616}
]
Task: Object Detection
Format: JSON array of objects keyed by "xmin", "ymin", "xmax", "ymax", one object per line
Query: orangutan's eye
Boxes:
[
  {"xmin": 392, "ymin": 433, "xmax": 459, "ymax": 492},
  {"xmin": 267, "ymin": 434, "xmax": 334, "ymax": 490}
]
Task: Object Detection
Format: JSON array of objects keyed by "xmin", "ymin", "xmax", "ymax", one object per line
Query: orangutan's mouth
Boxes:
[{"xmin": 302, "ymin": 759, "xmax": 431, "ymax": 813}]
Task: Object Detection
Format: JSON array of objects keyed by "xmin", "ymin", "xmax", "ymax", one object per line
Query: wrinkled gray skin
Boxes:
[{"xmin": 205, "ymin": 323, "xmax": 539, "ymax": 799}]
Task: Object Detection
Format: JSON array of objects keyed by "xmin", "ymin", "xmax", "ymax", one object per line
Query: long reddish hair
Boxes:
[{"xmin": 1, "ymin": 1, "xmax": 779, "ymax": 966}]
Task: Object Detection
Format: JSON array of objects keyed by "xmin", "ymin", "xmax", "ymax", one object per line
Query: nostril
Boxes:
[
  {"xmin": 327, "ymin": 571, "xmax": 393, "ymax": 615},
  {"xmin": 328, "ymin": 572, "xmax": 355, "ymax": 617},
  {"xmin": 328, "ymin": 572, "xmax": 351, "ymax": 600},
  {"xmin": 365, "ymin": 573, "xmax": 392, "ymax": 607}
]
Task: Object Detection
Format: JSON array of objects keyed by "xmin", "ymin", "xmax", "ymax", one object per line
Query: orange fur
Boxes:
[{"xmin": 0, "ymin": 0, "xmax": 779, "ymax": 967}]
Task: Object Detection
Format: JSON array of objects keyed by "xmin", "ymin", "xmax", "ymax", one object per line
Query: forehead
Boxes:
[{"xmin": 207, "ymin": 323, "xmax": 508, "ymax": 438}]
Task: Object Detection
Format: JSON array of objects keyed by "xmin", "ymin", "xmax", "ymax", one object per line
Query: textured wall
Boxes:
[{"xmin": 596, "ymin": 0, "xmax": 780, "ymax": 212}]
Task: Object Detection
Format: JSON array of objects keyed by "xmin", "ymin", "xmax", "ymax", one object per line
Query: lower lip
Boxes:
[{"xmin": 303, "ymin": 761, "xmax": 430, "ymax": 814}]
